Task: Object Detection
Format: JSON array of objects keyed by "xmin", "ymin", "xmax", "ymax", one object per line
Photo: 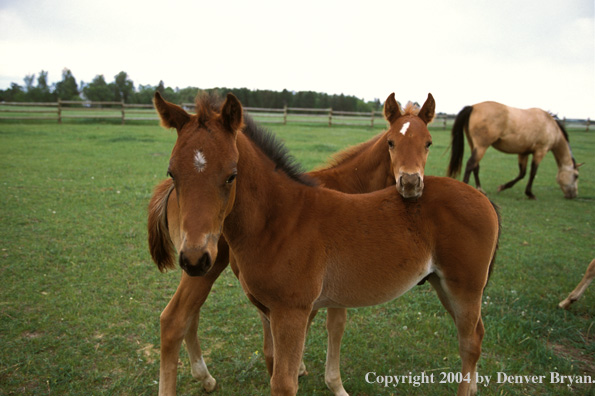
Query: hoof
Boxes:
[
  {"xmin": 203, "ymin": 376, "xmax": 217, "ymax": 392},
  {"xmin": 298, "ymin": 360, "xmax": 308, "ymax": 377}
]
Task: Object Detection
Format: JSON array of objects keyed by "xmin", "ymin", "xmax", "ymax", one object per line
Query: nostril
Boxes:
[
  {"xmin": 198, "ymin": 253, "xmax": 212, "ymax": 270},
  {"xmin": 179, "ymin": 251, "xmax": 189, "ymax": 270}
]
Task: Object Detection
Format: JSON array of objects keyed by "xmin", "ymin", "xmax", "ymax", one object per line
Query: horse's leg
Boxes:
[
  {"xmin": 269, "ymin": 307, "xmax": 311, "ymax": 395},
  {"xmin": 259, "ymin": 309, "xmax": 317, "ymax": 377},
  {"xmin": 463, "ymin": 147, "xmax": 487, "ymax": 194},
  {"xmin": 159, "ymin": 251, "xmax": 229, "ymax": 395},
  {"xmin": 428, "ymin": 276, "xmax": 483, "ymax": 396},
  {"xmin": 325, "ymin": 308, "xmax": 349, "ymax": 396},
  {"xmin": 259, "ymin": 311, "xmax": 275, "ymax": 375},
  {"xmin": 559, "ymin": 259, "xmax": 595, "ymax": 309},
  {"xmin": 498, "ymin": 154, "xmax": 528, "ymax": 193},
  {"xmin": 524, "ymin": 153, "xmax": 544, "ymax": 200}
]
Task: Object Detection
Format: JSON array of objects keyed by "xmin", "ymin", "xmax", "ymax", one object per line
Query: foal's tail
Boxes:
[
  {"xmin": 147, "ymin": 179, "xmax": 176, "ymax": 272},
  {"xmin": 485, "ymin": 199, "xmax": 502, "ymax": 289},
  {"xmin": 447, "ymin": 105, "xmax": 474, "ymax": 178}
]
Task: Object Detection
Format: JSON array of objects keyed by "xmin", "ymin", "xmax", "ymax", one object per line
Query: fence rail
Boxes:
[{"xmin": 0, "ymin": 101, "xmax": 591, "ymax": 130}]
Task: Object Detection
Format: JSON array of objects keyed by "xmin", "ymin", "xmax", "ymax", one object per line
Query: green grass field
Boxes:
[{"xmin": 0, "ymin": 119, "xmax": 593, "ymax": 396}]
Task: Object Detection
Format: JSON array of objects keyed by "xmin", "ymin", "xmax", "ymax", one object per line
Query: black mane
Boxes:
[{"xmin": 242, "ymin": 115, "xmax": 318, "ymax": 187}]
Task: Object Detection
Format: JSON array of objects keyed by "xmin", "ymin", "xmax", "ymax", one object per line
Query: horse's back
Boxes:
[
  {"xmin": 422, "ymin": 176, "xmax": 499, "ymax": 236},
  {"xmin": 421, "ymin": 176, "xmax": 500, "ymax": 287},
  {"xmin": 470, "ymin": 102, "xmax": 558, "ymax": 153}
]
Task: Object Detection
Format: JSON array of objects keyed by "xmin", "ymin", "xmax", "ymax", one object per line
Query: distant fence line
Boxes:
[{"xmin": 0, "ymin": 100, "xmax": 591, "ymax": 131}]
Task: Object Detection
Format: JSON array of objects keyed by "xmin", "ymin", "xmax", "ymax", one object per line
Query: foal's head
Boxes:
[
  {"xmin": 384, "ymin": 93, "xmax": 435, "ymax": 199},
  {"xmin": 154, "ymin": 92, "xmax": 242, "ymax": 276}
]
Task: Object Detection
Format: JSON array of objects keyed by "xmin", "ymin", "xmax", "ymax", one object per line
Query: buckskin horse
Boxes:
[
  {"xmin": 149, "ymin": 93, "xmax": 435, "ymax": 395},
  {"xmin": 149, "ymin": 92, "xmax": 500, "ymax": 396},
  {"xmin": 446, "ymin": 101, "xmax": 580, "ymax": 199}
]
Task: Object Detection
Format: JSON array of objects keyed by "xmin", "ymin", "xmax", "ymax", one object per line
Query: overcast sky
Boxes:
[{"xmin": 0, "ymin": 0, "xmax": 593, "ymax": 118}]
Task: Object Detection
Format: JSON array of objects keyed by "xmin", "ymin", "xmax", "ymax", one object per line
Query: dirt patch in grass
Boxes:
[{"xmin": 549, "ymin": 341, "xmax": 595, "ymax": 375}]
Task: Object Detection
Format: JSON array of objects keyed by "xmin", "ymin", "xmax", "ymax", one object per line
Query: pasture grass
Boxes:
[{"xmin": 0, "ymin": 120, "xmax": 593, "ymax": 396}]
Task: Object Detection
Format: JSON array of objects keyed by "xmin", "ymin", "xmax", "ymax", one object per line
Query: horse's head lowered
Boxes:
[
  {"xmin": 383, "ymin": 92, "xmax": 435, "ymax": 199},
  {"xmin": 557, "ymin": 160, "xmax": 581, "ymax": 199},
  {"xmin": 154, "ymin": 92, "xmax": 242, "ymax": 276}
]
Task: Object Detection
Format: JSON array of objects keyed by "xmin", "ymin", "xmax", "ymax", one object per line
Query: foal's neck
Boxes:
[
  {"xmin": 309, "ymin": 133, "xmax": 391, "ymax": 194},
  {"xmin": 224, "ymin": 132, "xmax": 313, "ymax": 242}
]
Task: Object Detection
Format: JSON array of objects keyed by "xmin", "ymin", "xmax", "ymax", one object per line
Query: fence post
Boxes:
[
  {"xmin": 443, "ymin": 116, "xmax": 447, "ymax": 130},
  {"xmin": 328, "ymin": 108, "xmax": 332, "ymax": 127},
  {"xmin": 121, "ymin": 100, "xmax": 125, "ymax": 125},
  {"xmin": 58, "ymin": 99, "xmax": 62, "ymax": 124},
  {"xmin": 586, "ymin": 118, "xmax": 590, "ymax": 132},
  {"xmin": 283, "ymin": 105, "xmax": 288, "ymax": 125},
  {"xmin": 371, "ymin": 110, "xmax": 375, "ymax": 127}
]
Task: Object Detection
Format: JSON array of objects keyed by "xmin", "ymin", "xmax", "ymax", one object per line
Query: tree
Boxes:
[
  {"xmin": 133, "ymin": 84, "xmax": 156, "ymax": 104},
  {"xmin": 24, "ymin": 74, "xmax": 35, "ymax": 92},
  {"xmin": 54, "ymin": 68, "xmax": 79, "ymax": 100},
  {"xmin": 82, "ymin": 75, "xmax": 114, "ymax": 101},
  {"xmin": 0, "ymin": 83, "xmax": 25, "ymax": 101},
  {"xmin": 113, "ymin": 71, "xmax": 134, "ymax": 102}
]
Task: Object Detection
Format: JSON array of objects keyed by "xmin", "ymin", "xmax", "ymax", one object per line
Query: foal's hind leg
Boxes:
[
  {"xmin": 429, "ymin": 276, "xmax": 484, "ymax": 396},
  {"xmin": 497, "ymin": 154, "xmax": 528, "ymax": 194},
  {"xmin": 159, "ymin": 253, "xmax": 228, "ymax": 395}
]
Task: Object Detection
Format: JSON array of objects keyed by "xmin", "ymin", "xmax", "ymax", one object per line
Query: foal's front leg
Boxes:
[
  {"xmin": 269, "ymin": 308, "xmax": 312, "ymax": 395},
  {"xmin": 159, "ymin": 251, "xmax": 228, "ymax": 395},
  {"xmin": 325, "ymin": 308, "xmax": 349, "ymax": 396},
  {"xmin": 259, "ymin": 309, "xmax": 317, "ymax": 377}
]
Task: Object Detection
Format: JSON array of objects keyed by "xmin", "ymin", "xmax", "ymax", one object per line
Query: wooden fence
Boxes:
[{"xmin": 0, "ymin": 100, "xmax": 591, "ymax": 130}]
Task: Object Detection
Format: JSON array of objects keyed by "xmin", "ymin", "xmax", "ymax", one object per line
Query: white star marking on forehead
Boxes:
[
  {"xmin": 194, "ymin": 150, "xmax": 207, "ymax": 173},
  {"xmin": 400, "ymin": 121, "xmax": 411, "ymax": 136}
]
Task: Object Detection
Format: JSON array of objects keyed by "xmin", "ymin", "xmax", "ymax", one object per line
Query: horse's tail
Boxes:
[
  {"xmin": 447, "ymin": 105, "xmax": 474, "ymax": 178},
  {"xmin": 147, "ymin": 179, "xmax": 176, "ymax": 272},
  {"xmin": 484, "ymin": 199, "xmax": 501, "ymax": 289}
]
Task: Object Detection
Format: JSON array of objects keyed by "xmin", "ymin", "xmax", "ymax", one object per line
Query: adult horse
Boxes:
[
  {"xmin": 149, "ymin": 93, "xmax": 435, "ymax": 395},
  {"xmin": 446, "ymin": 101, "xmax": 580, "ymax": 199},
  {"xmin": 150, "ymin": 92, "xmax": 499, "ymax": 396}
]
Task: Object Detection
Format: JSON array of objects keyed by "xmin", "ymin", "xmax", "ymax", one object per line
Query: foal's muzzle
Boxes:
[
  {"xmin": 397, "ymin": 172, "xmax": 424, "ymax": 199},
  {"xmin": 179, "ymin": 250, "xmax": 212, "ymax": 277}
]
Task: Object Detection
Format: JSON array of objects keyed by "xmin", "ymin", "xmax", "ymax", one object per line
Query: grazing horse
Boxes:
[
  {"xmin": 559, "ymin": 259, "xmax": 595, "ymax": 309},
  {"xmin": 148, "ymin": 93, "xmax": 436, "ymax": 395},
  {"xmin": 446, "ymin": 101, "xmax": 580, "ymax": 199},
  {"xmin": 150, "ymin": 92, "xmax": 500, "ymax": 396}
]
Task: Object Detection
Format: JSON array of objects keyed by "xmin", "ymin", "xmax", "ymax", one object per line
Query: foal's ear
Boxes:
[
  {"xmin": 153, "ymin": 92, "xmax": 190, "ymax": 131},
  {"xmin": 418, "ymin": 93, "xmax": 436, "ymax": 125},
  {"xmin": 383, "ymin": 93, "xmax": 402, "ymax": 124},
  {"xmin": 220, "ymin": 93, "xmax": 244, "ymax": 133}
]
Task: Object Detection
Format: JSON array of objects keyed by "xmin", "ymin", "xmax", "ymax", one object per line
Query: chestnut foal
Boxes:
[
  {"xmin": 149, "ymin": 92, "xmax": 499, "ymax": 396},
  {"xmin": 149, "ymin": 93, "xmax": 436, "ymax": 395}
]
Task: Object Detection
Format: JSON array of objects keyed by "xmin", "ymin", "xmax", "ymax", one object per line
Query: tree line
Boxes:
[{"xmin": 0, "ymin": 68, "xmax": 382, "ymax": 112}]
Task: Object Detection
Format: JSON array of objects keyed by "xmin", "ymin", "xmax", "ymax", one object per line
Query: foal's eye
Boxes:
[
  {"xmin": 226, "ymin": 173, "xmax": 237, "ymax": 184},
  {"xmin": 426, "ymin": 141, "xmax": 433, "ymax": 149},
  {"xmin": 388, "ymin": 140, "xmax": 395, "ymax": 149}
]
